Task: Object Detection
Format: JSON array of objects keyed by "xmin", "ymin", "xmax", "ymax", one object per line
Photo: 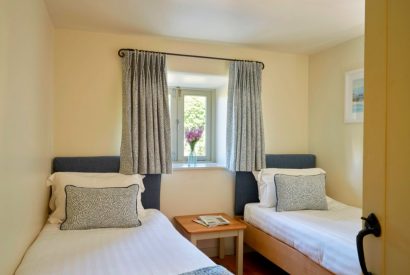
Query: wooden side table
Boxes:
[{"xmin": 174, "ymin": 213, "xmax": 246, "ymax": 275}]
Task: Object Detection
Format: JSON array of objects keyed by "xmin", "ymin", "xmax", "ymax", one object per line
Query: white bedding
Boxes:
[
  {"xmin": 16, "ymin": 209, "xmax": 215, "ymax": 275},
  {"xmin": 244, "ymin": 197, "xmax": 362, "ymax": 275}
]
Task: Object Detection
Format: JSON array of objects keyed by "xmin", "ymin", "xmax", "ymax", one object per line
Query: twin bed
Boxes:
[
  {"xmin": 236, "ymin": 154, "xmax": 362, "ymax": 275},
  {"xmin": 16, "ymin": 209, "xmax": 218, "ymax": 275},
  {"xmin": 17, "ymin": 155, "xmax": 361, "ymax": 275},
  {"xmin": 16, "ymin": 157, "xmax": 228, "ymax": 275}
]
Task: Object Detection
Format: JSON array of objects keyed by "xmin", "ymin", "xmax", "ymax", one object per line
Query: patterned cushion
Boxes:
[
  {"xmin": 274, "ymin": 174, "xmax": 328, "ymax": 212},
  {"xmin": 179, "ymin": 265, "xmax": 232, "ymax": 275},
  {"xmin": 61, "ymin": 184, "xmax": 141, "ymax": 230}
]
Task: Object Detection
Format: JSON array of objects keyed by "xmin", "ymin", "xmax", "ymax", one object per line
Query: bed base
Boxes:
[{"xmin": 242, "ymin": 219, "xmax": 333, "ymax": 275}]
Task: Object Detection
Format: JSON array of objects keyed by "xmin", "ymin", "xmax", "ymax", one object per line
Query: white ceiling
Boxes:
[{"xmin": 45, "ymin": 0, "xmax": 365, "ymax": 54}]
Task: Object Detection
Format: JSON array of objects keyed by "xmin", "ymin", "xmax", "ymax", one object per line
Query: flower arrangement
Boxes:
[{"xmin": 185, "ymin": 127, "xmax": 204, "ymax": 152}]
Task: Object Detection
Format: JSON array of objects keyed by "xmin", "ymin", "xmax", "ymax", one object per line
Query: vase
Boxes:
[{"xmin": 187, "ymin": 150, "xmax": 197, "ymax": 167}]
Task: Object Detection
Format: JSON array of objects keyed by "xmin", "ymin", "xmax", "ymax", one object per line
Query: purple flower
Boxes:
[{"xmin": 185, "ymin": 127, "xmax": 204, "ymax": 151}]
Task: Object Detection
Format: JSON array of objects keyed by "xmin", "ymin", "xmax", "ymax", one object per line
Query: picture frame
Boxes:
[{"xmin": 345, "ymin": 68, "xmax": 364, "ymax": 123}]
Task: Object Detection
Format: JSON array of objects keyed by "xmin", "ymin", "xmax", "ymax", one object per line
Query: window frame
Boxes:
[{"xmin": 169, "ymin": 87, "xmax": 215, "ymax": 162}]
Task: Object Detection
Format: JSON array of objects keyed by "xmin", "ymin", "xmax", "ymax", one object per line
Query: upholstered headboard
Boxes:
[
  {"xmin": 234, "ymin": 154, "xmax": 316, "ymax": 215},
  {"xmin": 53, "ymin": 156, "xmax": 161, "ymax": 210}
]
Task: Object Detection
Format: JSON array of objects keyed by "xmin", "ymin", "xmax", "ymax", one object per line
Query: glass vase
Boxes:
[{"xmin": 187, "ymin": 150, "xmax": 197, "ymax": 167}]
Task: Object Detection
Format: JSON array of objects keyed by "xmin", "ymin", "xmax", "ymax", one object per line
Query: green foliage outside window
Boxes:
[{"xmin": 184, "ymin": 96, "xmax": 206, "ymax": 156}]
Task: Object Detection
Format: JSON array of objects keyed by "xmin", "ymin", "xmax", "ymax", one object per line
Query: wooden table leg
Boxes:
[
  {"xmin": 190, "ymin": 235, "xmax": 197, "ymax": 246},
  {"xmin": 236, "ymin": 231, "xmax": 244, "ymax": 275},
  {"xmin": 219, "ymin": 238, "xmax": 225, "ymax": 259}
]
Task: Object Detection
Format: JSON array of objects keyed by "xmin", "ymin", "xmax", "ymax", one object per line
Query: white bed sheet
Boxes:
[
  {"xmin": 16, "ymin": 209, "xmax": 215, "ymax": 275},
  {"xmin": 244, "ymin": 197, "xmax": 362, "ymax": 275}
]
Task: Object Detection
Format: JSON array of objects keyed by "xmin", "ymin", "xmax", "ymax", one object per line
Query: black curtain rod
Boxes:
[{"xmin": 118, "ymin": 48, "xmax": 265, "ymax": 70}]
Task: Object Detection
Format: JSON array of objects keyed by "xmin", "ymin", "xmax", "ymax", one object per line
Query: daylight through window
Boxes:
[{"xmin": 169, "ymin": 88, "xmax": 215, "ymax": 162}]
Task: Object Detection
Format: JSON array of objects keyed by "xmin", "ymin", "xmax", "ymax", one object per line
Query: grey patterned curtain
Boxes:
[
  {"xmin": 226, "ymin": 61, "xmax": 266, "ymax": 171},
  {"xmin": 120, "ymin": 50, "xmax": 172, "ymax": 174}
]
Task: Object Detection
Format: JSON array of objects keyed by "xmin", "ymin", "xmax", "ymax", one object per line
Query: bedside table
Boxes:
[{"xmin": 174, "ymin": 213, "xmax": 246, "ymax": 275}]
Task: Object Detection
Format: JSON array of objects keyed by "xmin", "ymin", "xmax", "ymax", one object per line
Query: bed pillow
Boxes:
[
  {"xmin": 252, "ymin": 171, "xmax": 260, "ymax": 181},
  {"xmin": 61, "ymin": 184, "xmax": 141, "ymax": 230},
  {"xmin": 274, "ymin": 174, "xmax": 328, "ymax": 212},
  {"xmin": 47, "ymin": 172, "xmax": 145, "ymax": 224},
  {"xmin": 257, "ymin": 168, "xmax": 325, "ymax": 208}
]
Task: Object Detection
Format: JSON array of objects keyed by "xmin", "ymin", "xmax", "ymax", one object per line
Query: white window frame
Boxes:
[{"xmin": 169, "ymin": 87, "xmax": 215, "ymax": 162}]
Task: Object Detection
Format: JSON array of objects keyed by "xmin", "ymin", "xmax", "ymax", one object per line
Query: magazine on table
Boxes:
[{"xmin": 193, "ymin": 215, "xmax": 230, "ymax": 227}]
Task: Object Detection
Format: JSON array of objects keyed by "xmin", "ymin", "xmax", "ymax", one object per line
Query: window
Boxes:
[{"xmin": 169, "ymin": 87, "xmax": 215, "ymax": 162}]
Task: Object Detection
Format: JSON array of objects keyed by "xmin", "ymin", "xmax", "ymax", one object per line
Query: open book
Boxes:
[{"xmin": 193, "ymin": 215, "xmax": 230, "ymax": 227}]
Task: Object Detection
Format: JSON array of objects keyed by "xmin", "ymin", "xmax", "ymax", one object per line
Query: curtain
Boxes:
[
  {"xmin": 226, "ymin": 61, "xmax": 266, "ymax": 171},
  {"xmin": 120, "ymin": 50, "xmax": 172, "ymax": 174}
]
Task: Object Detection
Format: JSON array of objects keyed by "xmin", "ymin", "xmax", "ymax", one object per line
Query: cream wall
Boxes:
[
  {"xmin": 161, "ymin": 168, "xmax": 235, "ymax": 255},
  {"xmin": 54, "ymin": 29, "xmax": 308, "ymax": 209},
  {"xmin": 54, "ymin": 29, "xmax": 308, "ymax": 255},
  {"xmin": 308, "ymin": 36, "xmax": 364, "ymax": 207},
  {"xmin": 0, "ymin": 0, "xmax": 54, "ymax": 274},
  {"xmin": 52, "ymin": 29, "xmax": 308, "ymax": 256},
  {"xmin": 54, "ymin": 29, "xmax": 309, "ymax": 157}
]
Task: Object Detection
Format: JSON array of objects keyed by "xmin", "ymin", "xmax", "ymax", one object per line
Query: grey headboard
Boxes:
[
  {"xmin": 234, "ymin": 154, "xmax": 316, "ymax": 215},
  {"xmin": 53, "ymin": 156, "xmax": 161, "ymax": 210}
]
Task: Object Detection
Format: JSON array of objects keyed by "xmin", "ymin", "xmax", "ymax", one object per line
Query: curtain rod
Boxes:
[{"xmin": 117, "ymin": 48, "xmax": 265, "ymax": 70}]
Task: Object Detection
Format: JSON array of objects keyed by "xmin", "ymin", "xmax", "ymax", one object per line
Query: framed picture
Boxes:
[{"xmin": 345, "ymin": 68, "xmax": 364, "ymax": 123}]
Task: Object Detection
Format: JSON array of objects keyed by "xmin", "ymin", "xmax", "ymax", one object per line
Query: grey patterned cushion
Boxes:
[
  {"xmin": 61, "ymin": 184, "xmax": 141, "ymax": 230},
  {"xmin": 180, "ymin": 266, "xmax": 232, "ymax": 275},
  {"xmin": 274, "ymin": 174, "xmax": 328, "ymax": 212}
]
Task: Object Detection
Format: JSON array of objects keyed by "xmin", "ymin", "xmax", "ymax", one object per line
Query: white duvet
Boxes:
[
  {"xmin": 16, "ymin": 209, "xmax": 215, "ymax": 275},
  {"xmin": 244, "ymin": 197, "xmax": 362, "ymax": 275}
]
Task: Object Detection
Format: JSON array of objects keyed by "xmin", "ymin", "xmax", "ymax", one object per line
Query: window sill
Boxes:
[{"xmin": 172, "ymin": 162, "xmax": 227, "ymax": 171}]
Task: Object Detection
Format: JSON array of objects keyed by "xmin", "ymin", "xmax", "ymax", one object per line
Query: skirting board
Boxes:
[{"xmin": 241, "ymin": 219, "xmax": 334, "ymax": 275}]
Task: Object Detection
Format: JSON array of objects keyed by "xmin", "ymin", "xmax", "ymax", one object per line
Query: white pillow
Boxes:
[
  {"xmin": 47, "ymin": 172, "xmax": 145, "ymax": 224},
  {"xmin": 257, "ymin": 168, "xmax": 326, "ymax": 207},
  {"xmin": 252, "ymin": 171, "xmax": 260, "ymax": 181}
]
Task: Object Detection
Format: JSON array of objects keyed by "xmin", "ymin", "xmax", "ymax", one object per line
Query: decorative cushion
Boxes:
[
  {"xmin": 47, "ymin": 172, "xmax": 145, "ymax": 224},
  {"xmin": 179, "ymin": 265, "xmax": 232, "ymax": 275},
  {"xmin": 61, "ymin": 184, "xmax": 141, "ymax": 230},
  {"xmin": 257, "ymin": 168, "xmax": 326, "ymax": 207},
  {"xmin": 274, "ymin": 174, "xmax": 328, "ymax": 212}
]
